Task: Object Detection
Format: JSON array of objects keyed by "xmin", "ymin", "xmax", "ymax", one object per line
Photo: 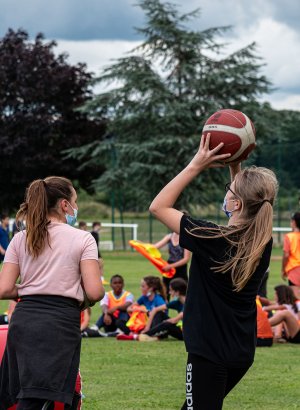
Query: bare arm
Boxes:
[
  {"xmin": 153, "ymin": 234, "xmax": 171, "ymax": 249},
  {"xmin": 281, "ymin": 251, "xmax": 289, "ymax": 281},
  {"xmin": 0, "ymin": 263, "xmax": 19, "ymax": 300},
  {"xmin": 80, "ymin": 259, "xmax": 105, "ymax": 303},
  {"xmin": 101, "ymin": 303, "xmax": 109, "ymax": 314},
  {"xmin": 168, "ymin": 249, "xmax": 191, "ymax": 269},
  {"xmin": 80, "ymin": 308, "xmax": 91, "ymax": 331},
  {"xmin": 127, "ymin": 303, "xmax": 147, "ymax": 313},
  {"xmin": 142, "ymin": 304, "xmax": 167, "ymax": 333},
  {"xmin": 229, "ymin": 163, "xmax": 241, "ymax": 182},
  {"xmin": 166, "ymin": 311, "xmax": 183, "ymax": 324},
  {"xmin": 149, "ymin": 135, "xmax": 230, "ymax": 233},
  {"xmin": 263, "ymin": 303, "xmax": 286, "ymax": 312},
  {"xmin": 107, "ymin": 301, "xmax": 132, "ymax": 314},
  {"xmin": 101, "ymin": 304, "xmax": 113, "ymax": 326}
]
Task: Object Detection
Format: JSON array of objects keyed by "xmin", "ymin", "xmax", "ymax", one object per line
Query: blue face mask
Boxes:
[
  {"xmin": 222, "ymin": 198, "xmax": 233, "ymax": 218},
  {"xmin": 65, "ymin": 203, "xmax": 78, "ymax": 226}
]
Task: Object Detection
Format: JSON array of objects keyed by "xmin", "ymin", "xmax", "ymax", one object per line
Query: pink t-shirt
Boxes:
[{"xmin": 4, "ymin": 222, "xmax": 98, "ymax": 302}]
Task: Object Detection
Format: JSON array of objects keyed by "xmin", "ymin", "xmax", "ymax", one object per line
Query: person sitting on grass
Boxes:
[
  {"xmin": 0, "ymin": 300, "xmax": 17, "ymax": 325},
  {"xmin": 117, "ymin": 276, "xmax": 167, "ymax": 337},
  {"xmin": 262, "ymin": 284, "xmax": 300, "ymax": 340},
  {"xmin": 95, "ymin": 274, "xmax": 134, "ymax": 335},
  {"xmin": 256, "ymin": 297, "xmax": 273, "ymax": 347},
  {"xmin": 268, "ymin": 309, "xmax": 300, "ymax": 344},
  {"xmin": 139, "ymin": 277, "xmax": 187, "ymax": 342}
]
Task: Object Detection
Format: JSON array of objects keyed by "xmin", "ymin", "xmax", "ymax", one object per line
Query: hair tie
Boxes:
[{"xmin": 261, "ymin": 199, "xmax": 272, "ymax": 206}]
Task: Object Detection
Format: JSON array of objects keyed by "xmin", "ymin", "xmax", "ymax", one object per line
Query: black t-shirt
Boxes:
[{"xmin": 180, "ymin": 215, "xmax": 272, "ymax": 367}]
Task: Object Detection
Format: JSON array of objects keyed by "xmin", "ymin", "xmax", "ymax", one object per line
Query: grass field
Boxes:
[{"xmin": 1, "ymin": 248, "xmax": 300, "ymax": 409}]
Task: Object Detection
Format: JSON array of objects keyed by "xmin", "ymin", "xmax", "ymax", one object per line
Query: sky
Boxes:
[{"xmin": 1, "ymin": 0, "xmax": 300, "ymax": 111}]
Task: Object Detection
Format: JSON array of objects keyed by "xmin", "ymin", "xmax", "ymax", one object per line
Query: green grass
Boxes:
[{"xmin": 1, "ymin": 249, "xmax": 299, "ymax": 409}]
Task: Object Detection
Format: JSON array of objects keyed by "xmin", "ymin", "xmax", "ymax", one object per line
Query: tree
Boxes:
[
  {"xmin": 69, "ymin": 0, "xmax": 272, "ymax": 211},
  {"xmin": 0, "ymin": 29, "xmax": 106, "ymax": 212}
]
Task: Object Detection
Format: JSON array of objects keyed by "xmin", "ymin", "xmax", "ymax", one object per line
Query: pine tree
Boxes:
[{"xmin": 71, "ymin": 0, "xmax": 272, "ymax": 211}]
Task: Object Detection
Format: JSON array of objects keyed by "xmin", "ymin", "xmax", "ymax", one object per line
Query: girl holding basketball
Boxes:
[
  {"xmin": 0, "ymin": 177, "xmax": 104, "ymax": 410},
  {"xmin": 149, "ymin": 133, "xmax": 278, "ymax": 409}
]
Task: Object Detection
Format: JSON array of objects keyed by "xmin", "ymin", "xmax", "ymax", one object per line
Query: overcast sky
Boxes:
[{"xmin": 1, "ymin": 0, "xmax": 300, "ymax": 111}]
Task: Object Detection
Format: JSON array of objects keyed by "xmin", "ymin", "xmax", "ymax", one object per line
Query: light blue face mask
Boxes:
[
  {"xmin": 222, "ymin": 198, "xmax": 233, "ymax": 218},
  {"xmin": 65, "ymin": 203, "xmax": 78, "ymax": 226}
]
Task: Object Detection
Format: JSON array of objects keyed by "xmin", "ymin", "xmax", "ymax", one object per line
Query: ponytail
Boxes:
[
  {"xmin": 186, "ymin": 166, "xmax": 278, "ymax": 292},
  {"xmin": 144, "ymin": 276, "xmax": 167, "ymax": 301},
  {"xmin": 16, "ymin": 176, "xmax": 73, "ymax": 258}
]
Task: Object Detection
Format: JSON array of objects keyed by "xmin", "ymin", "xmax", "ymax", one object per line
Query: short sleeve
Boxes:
[
  {"xmin": 283, "ymin": 235, "xmax": 291, "ymax": 253},
  {"xmin": 81, "ymin": 233, "xmax": 99, "ymax": 261},
  {"xmin": 126, "ymin": 293, "xmax": 134, "ymax": 303},
  {"xmin": 179, "ymin": 214, "xmax": 217, "ymax": 253},
  {"xmin": 154, "ymin": 295, "xmax": 166, "ymax": 307},
  {"xmin": 100, "ymin": 293, "xmax": 109, "ymax": 306},
  {"xmin": 137, "ymin": 296, "xmax": 145, "ymax": 305},
  {"xmin": 167, "ymin": 300, "xmax": 176, "ymax": 310},
  {"xmin": 3, "ymin": 236, "xmax": 19, "ymax": 265}
]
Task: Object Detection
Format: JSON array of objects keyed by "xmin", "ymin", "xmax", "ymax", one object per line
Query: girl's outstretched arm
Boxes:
[
  {"xmin": 149, "ymin": 134, "xmax": 230, "ymax": 233},
  {"xmin": 229, "ymin": 163, "xmax": 241, "ymax": 182}
]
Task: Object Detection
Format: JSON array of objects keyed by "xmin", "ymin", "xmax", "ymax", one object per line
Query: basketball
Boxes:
[{"xmin": 202, "ymin": 109, "xmax": 256, "ymax": 163}]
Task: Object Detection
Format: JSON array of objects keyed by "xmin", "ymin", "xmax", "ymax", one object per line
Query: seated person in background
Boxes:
[
  {"xmin": 80, "ymin": 307, "xmax": 99, "ymax": 337},
  {"xmin": 262, "ymin": 284, "xmax": 300, "ymax": 340},
  {"xmin": 269, "ymin": 310, "xmax": 300, "ymax": 344},
  {"xmin": 81, "ymin": 307, "xmax": 106, "ymax": 338},
  {"xmin": 117, "ymin": 276, "xmax": 167, "ymax": 336},
  {"xmin": 139, "ymin": 277, "xmax": 187, "ymax": 342},
  {"xmin": 0, "ymin": 300, "xmax": 17, "ymax": 325},
  {"xmin": 263, "ymin": 284, "xmax": 300, "ymax": 318},
  {"xmin": 256, "ymin": 297, "xmax": 273, "ymax": 347},
  {"xmin": 95, "ymin": 274, "xmax": 134, "ymax": 334}
]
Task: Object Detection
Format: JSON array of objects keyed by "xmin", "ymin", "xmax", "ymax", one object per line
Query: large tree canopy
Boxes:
[
  {"xmin": 68, "ymin": 0, "xmax": 274, "ymax": 211},
  {"xmin": 0, "ymin": 29, "xmax": 106, "ymax": 212}
]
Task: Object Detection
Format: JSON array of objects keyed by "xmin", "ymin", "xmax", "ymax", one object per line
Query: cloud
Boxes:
[
  {"xmin": 268, "ymin": 93, "xmax": 300, "ymax": 111},
  {"xmin": 2, "ymin": 0, "xmax": 299, "ymax": 41},
  {"xmin": 1, "ymin": 0, "xmax": 300, "ymax": 110},
  {"xmin": 0, "ymin": 0, "xmax": 144, "ymax": 40},
  {"xmin": 56, "ymin": 39, "xmax": 141, "ymax": 75},
  {"xmin": 222, "ymin": 18, "xmax": 300, "ymax": 110},
  {"xmin": 55, "ymin": 29, "xmax": 300, "ymax": 111}
]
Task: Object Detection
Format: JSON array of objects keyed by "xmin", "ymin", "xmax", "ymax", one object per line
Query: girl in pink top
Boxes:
[{"xmin": 0, "ymin": 176, "xmax": 105, "ymax": 410}]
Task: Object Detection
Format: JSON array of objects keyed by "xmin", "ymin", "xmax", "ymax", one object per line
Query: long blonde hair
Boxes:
[
  {"xmin": 16, "ymin": 176, "xmax": 74, "ymax": 258},
  {"xmin": 187, "ymin": 167, "xmax": 278, "ymax": 292}
]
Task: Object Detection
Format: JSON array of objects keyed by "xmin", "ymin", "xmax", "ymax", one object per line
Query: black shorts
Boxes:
[
  {"xmin": 289, "ymin": 330, "xmax": 300, "ymax": 344},
  {"xmin": 256, "ymin": 337, "xmax": 273, "ymax": 347}
]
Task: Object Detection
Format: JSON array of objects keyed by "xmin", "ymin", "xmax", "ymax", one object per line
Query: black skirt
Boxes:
[{"xmin": 0, "ymin": 295, "xmax": 81, "ymax": 409}]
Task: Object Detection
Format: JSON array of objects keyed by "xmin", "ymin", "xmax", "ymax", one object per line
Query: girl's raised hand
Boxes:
[{"xmin": 189, "ymin": 133, "xmax": 231, "ymax": 171}]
